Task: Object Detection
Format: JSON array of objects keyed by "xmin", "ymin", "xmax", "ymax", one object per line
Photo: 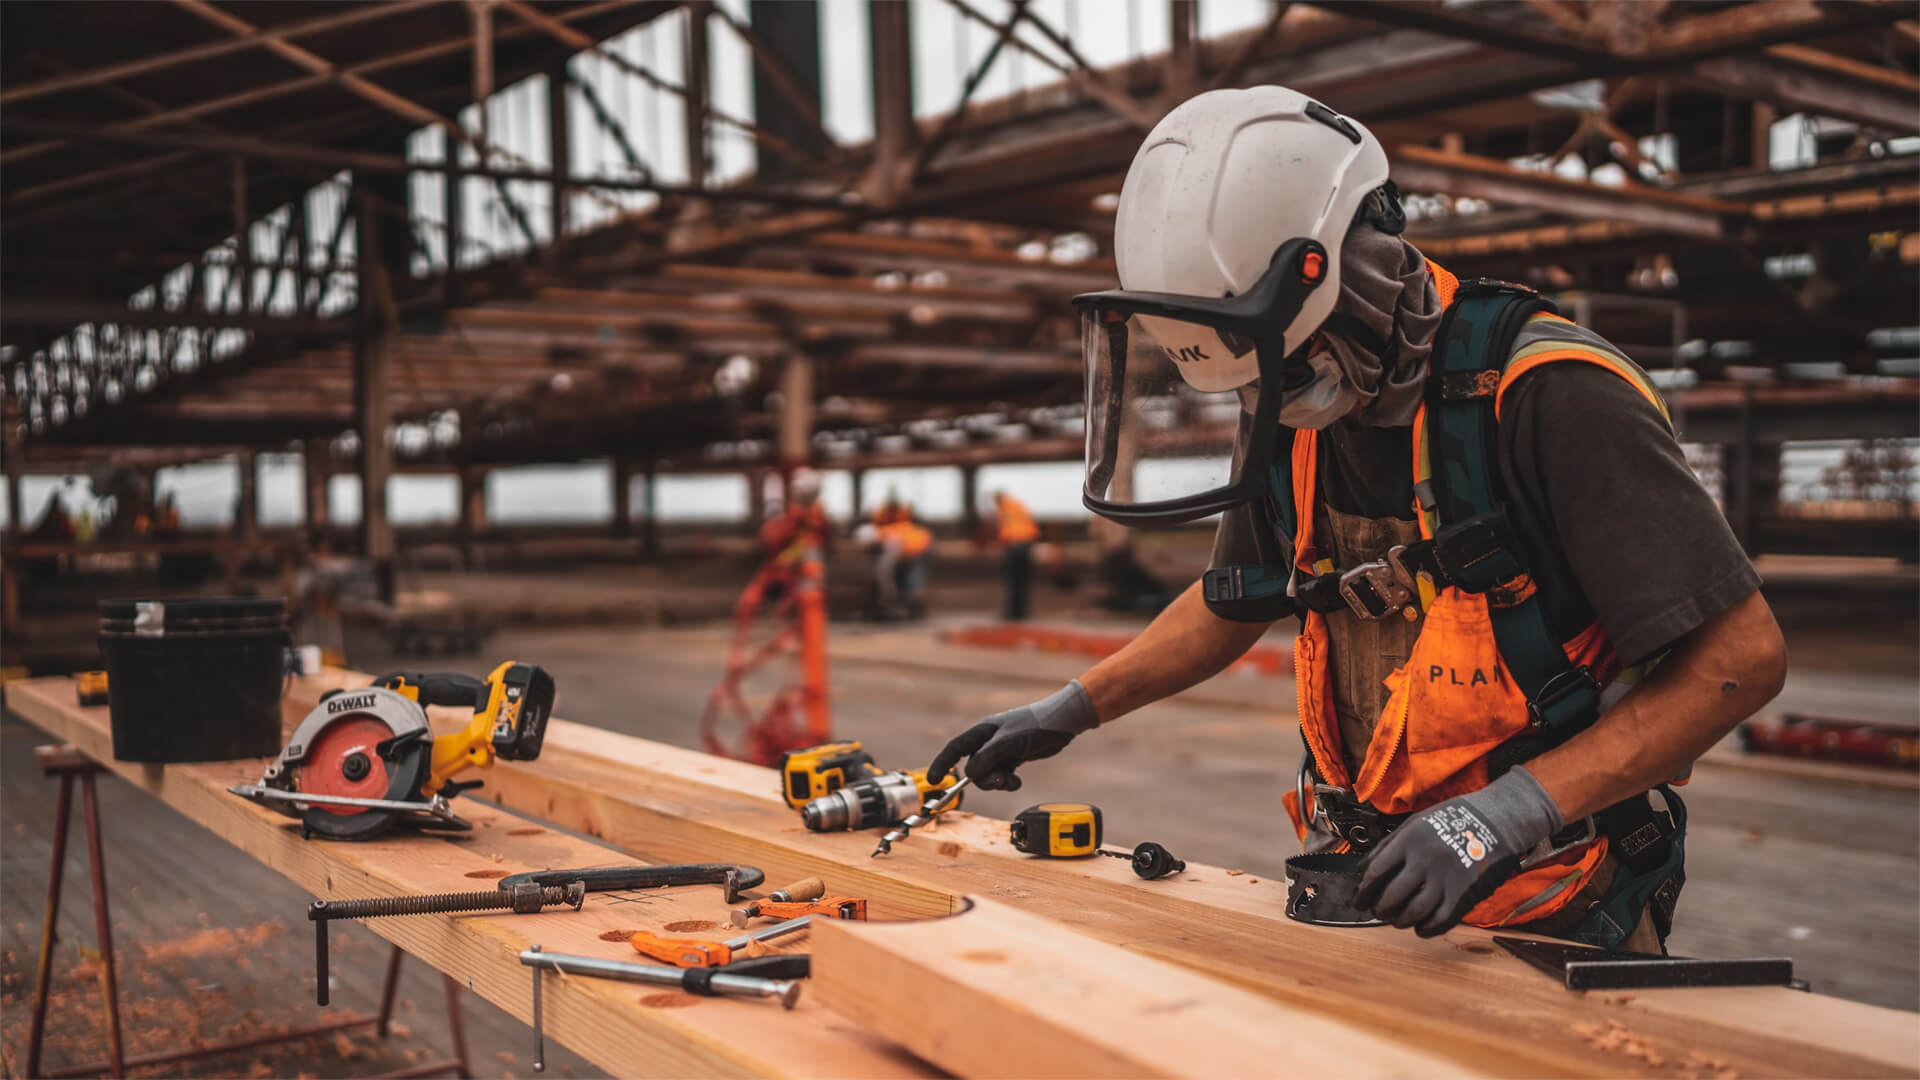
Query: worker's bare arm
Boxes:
[
  {"xmin": 1077, "ymin": 580, "xmax": 1273, "ymax": 724},
  {"xmin": 1528, "ymin": 590, "xmax": 1787, "ymax": 823}
]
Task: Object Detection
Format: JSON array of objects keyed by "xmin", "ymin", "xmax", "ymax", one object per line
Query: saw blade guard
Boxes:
[{"xmin": 255, "ymin": 687, "xmax": 432, "ymax": 838}]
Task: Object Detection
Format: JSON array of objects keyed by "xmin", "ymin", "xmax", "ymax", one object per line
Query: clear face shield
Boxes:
[{"xmin": 1076, "ymin": 238, "xmax": 1330, "ymax": 525}]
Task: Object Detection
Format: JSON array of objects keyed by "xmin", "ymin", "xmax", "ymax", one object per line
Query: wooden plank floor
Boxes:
[{"xmin": 0, "ymin": 711, "xmax": 601, "ymax": 1079}]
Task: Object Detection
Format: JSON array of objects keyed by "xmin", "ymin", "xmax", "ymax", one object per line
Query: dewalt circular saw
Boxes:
[{"xmin": 231, "ymin": 661, "xmax": 554, "ymax": 840}]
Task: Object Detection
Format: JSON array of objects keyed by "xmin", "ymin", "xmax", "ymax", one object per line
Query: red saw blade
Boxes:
[{"xmin": 295, "ymin": 715, "xmax": 405, "ymax": 815}]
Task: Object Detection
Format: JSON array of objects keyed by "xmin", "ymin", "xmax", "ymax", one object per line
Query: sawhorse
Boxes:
[{"xmin": 24, "ymin": 743, "xmax": 473, "ymax": 1078}]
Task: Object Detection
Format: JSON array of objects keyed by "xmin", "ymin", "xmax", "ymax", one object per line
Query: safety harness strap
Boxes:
[{"xmin": 1425, "ymin": 282, "xmax": 1603, "ymax": 736}]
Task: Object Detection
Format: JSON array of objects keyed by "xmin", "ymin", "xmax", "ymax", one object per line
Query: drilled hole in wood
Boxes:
[
  {"xmin": 665, "ymin": 919, "xmax": 718, "ymax": 933},
  {"xmin": 599, "ymin": 929, "xmax": 639, "ymax": 942}
]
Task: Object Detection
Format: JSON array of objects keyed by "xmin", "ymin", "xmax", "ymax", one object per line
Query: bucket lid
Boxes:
[{"xmin": 100, "ymin": 596, "xmax": 285, "ymax": 623}]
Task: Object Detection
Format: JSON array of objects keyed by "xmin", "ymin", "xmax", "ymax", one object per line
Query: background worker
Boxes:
[
  {"xmin": 990, "ymin": 490, "xmax": 1041, "ymax": 621},
  {"xmin": 929, "ymin": 86, "xmax": 1786, "ymax": 951},
  {"xmin": 862, "ymin": 497, "xmax": 933, "ymax": 619}
]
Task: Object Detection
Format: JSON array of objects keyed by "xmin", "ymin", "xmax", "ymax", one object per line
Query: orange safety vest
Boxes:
[
  {"xmin": 996, "ymin": 497, "xmax": 1040, "ymax": 544},
  {"xmin": 881, "ymin": 520, "xmax": 933, "ymax": 558},
  {"xmin": 1290, "ymin": 260, "xmax": 1671, "ymax": 929}
]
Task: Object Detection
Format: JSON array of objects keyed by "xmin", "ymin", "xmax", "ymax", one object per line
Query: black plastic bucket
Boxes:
[{"xmin": 98, "ymin": 597, "xmax": 287, "ymax": 763}]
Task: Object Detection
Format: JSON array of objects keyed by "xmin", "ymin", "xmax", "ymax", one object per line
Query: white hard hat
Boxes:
[{"xmin": 1114, "ymin": 86, "xmax": 1392, "ymax": 392}]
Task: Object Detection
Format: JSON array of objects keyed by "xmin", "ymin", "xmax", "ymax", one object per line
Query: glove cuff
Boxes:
[
  {"xmin": 1035, "ymin": 680, "xmax": 1101, "ymax": 735},
  {"xmin": 1478, "ymin": 766, "xmax": 1564, "ymax": 851}
]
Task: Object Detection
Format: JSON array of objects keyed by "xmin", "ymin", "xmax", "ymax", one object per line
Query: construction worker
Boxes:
[
  {"xmin": 759, "ymin": 468, "xmax": 830, "ymax": 565},
  {"xmin": 870, "ymin": 502, "xmax": 933, "ymax": 619},
  {"xmin": 990, "ymin": 490, "xmax": 1041, "ymax": 621},
  {"xmin": 929, "ymin": 87, "xmax": 1785, "ymax": 952}
]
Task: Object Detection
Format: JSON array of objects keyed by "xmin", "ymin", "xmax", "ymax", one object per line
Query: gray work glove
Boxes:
[
  {"xmin": 1354, "ymin": 766, "xmax": 1563, "ymax": 937},
  {"xmin": 927, "ymin": 681, "xmax": 1100, "ymax": 792}
]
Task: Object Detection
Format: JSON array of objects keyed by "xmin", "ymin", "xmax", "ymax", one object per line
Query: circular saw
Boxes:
[{"xmin": 231, "ymin": 661, "xmax": 555, "ymax": 840}]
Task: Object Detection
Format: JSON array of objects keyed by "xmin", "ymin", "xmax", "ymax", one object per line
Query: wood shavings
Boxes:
[
  {"xmin": 1571, "ymin": 1018, "xmax": 1665, "ymax": 1067},
  {"xmin": 640, "ymin": 992, "xmax": 701, "ymax": 1009},
  {"xmin": 489, "ymin": 852, "xmax": 505, "ymax": 862},
  {"xmin": 938, "ymin": 841, "xmax": 964, "ymax": 857},
  {"xmin": 1226, "ymin": 869, "xmax": 1245, "ymax": 876},
  {"xmin": 665, "ymin": 920, "xmax": 718, "ymax": 933},
  {"xmin": 465, "ymin": 869, "xmax": 509, "ymax": 879},
  {"xmin": 331, "ymin": 1031, "xmax": 361, "ymax": 1060}
]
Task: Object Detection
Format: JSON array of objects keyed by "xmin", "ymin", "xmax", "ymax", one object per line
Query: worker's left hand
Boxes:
[{"xmin": 1354, "ymin": 767, "xmax": 1563, "ymax": 937}]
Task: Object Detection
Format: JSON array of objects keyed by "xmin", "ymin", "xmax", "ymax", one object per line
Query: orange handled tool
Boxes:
[
  {"xmin": 629, "ymin": 931, "xmax": 735, "ymax": 968},
  {"xmin": 630, "ymin": 915, "xmax": 817, "ymax": 969},
  {"xmin": 729, "ymin": 895, "xmax": 865, "ymax": 929}
]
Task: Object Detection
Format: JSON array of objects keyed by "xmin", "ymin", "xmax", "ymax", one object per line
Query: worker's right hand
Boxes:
[{"xmin": 928, "ymin": 681, "xmax": 1101, "ymax": 791}]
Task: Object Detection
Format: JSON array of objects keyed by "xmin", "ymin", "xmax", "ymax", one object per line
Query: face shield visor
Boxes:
[{"xmin": 1076, "ymin": 237, "xmax": 1330, "ymax": 525}]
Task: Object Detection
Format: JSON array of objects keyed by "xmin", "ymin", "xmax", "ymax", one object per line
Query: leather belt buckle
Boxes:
[{"xmin": 1336, "ymin": 559, "xmax": 1414, "ymax": 621}]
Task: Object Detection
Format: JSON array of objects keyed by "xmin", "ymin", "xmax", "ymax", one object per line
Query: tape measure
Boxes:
[
  {"xmin": 1009, "ymin": 803, "xmax": 1103, "ymax": 857},
  {"xmin": 1009, "ymin": 802, "xmax": 1188, "ymax": 880}
]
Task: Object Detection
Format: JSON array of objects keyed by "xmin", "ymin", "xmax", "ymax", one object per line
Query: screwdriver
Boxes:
[{"xmin": 873, "ymin": 776, "xmax": 972, "ymax": 857}]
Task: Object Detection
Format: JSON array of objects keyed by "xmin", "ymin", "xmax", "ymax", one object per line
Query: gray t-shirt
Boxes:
[{"xmin": 1211, "ymin": 336, "xmax": 1759, "ymax": 665}]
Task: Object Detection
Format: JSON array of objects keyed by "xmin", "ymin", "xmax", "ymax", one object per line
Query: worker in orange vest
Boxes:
[
  {"xmin": 929, "ymin": 87, "xmax": 1784, "ymax": 952},
  {"xmin": 868, "ymin": 502, "xmax": 933, "ymax": 619},
  {"xmin": 990, "ymin": 491, "xmax": 1041, "ymax": 621}
]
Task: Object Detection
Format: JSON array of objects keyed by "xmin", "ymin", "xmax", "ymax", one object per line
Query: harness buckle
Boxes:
[
  {"xmin": 1336, "ymin": 553, "xmax": 1416, "ymax": 621},
  {"xmin": 1520, "ymin": 815, "xmax": 1597, "ymax": 870},
  {"xmin": 1311, "ymin": 783, "xmax": 1406, "ymax": 851},
  {"xmin": 1527, "ymin": 665, "xmax": 1601, "ymax": 731}
]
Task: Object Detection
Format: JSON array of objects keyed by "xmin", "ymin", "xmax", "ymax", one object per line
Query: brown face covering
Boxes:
[{"xmin": 1317, "ymin": 223, "xmax": 1442, "ymax": 428}]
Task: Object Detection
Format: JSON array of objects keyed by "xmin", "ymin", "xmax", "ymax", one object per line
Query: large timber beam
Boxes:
[
  {"xmin": 1390, "ymin": 144, "xmax": 1743, "ymax": 238},
  {"xmin": 0, "ymin": 119, "xmax": 852, "ymax": 209},
  {"xmin": 1, "ymin": 299, "xmax": 352, "ymax": 336},
  {"xmin": 1688, "ymin": 50, "xmax": 1920, "ymax": 136}
]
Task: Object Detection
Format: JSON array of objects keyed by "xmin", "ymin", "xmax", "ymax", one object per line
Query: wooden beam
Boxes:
[
  {"xmin": 3, "ymin": 677, "xmax": 930, "ymax": 1080},
  {"xmin": 908, "ymin": 0, "xmax": 1030, "ymax": 181},
  {"xmin": 271, "ymin": 674, "xmax": 1920, "ymax": 1080},
  {"xmin": 1, "ymin": 0, "xmax": 638, "ymax": 182},
  {"xmin": 548, "ymin": 60, "xmax": 571, "ymax": 244},
  {"xmin": 354, "ymin": 193, "xmax": 397, "ymax": 603},
  {"xmin": 0, "ymin": 0, "xmax": 437, "ymax": 106},
  {"xmin": 867, "ymin": 0, "xmax": 916, "ymax": 200},
  {"xmin": 0, "ymin": 117, "xmax": 859, "ymax": 207},
  {"xmin": 811, "ymin": 898, "xmax": 1467, "ymax": 1079},
  {"xmin": 1688, "ymin": 52, "xmax": 1920, "ymax": 135},
  {"xmin": 1, "ymin": 298, "xmax": 352, "ymax": 335},
  {"xmin": 1390, "ymin": 143, "xmax": 1741, "ymax": 238},
  {"xmin": 684, "ymin": 1, "xmax": 712, "ymax": 190}
]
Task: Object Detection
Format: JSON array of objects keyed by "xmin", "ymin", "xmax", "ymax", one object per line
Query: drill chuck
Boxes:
[{"xmin": 801, "ymin": 771, "xmax": 922, "ymax": 832}]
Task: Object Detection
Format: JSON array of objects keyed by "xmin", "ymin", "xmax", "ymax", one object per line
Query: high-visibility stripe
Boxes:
[
  {"xmin": 1496, "ymin": 347, "xmax": 1671, "ymax": 427},
  {"xmin": 1411, "ymin": 403, "xmax": 1436, "ymax": 540}
]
